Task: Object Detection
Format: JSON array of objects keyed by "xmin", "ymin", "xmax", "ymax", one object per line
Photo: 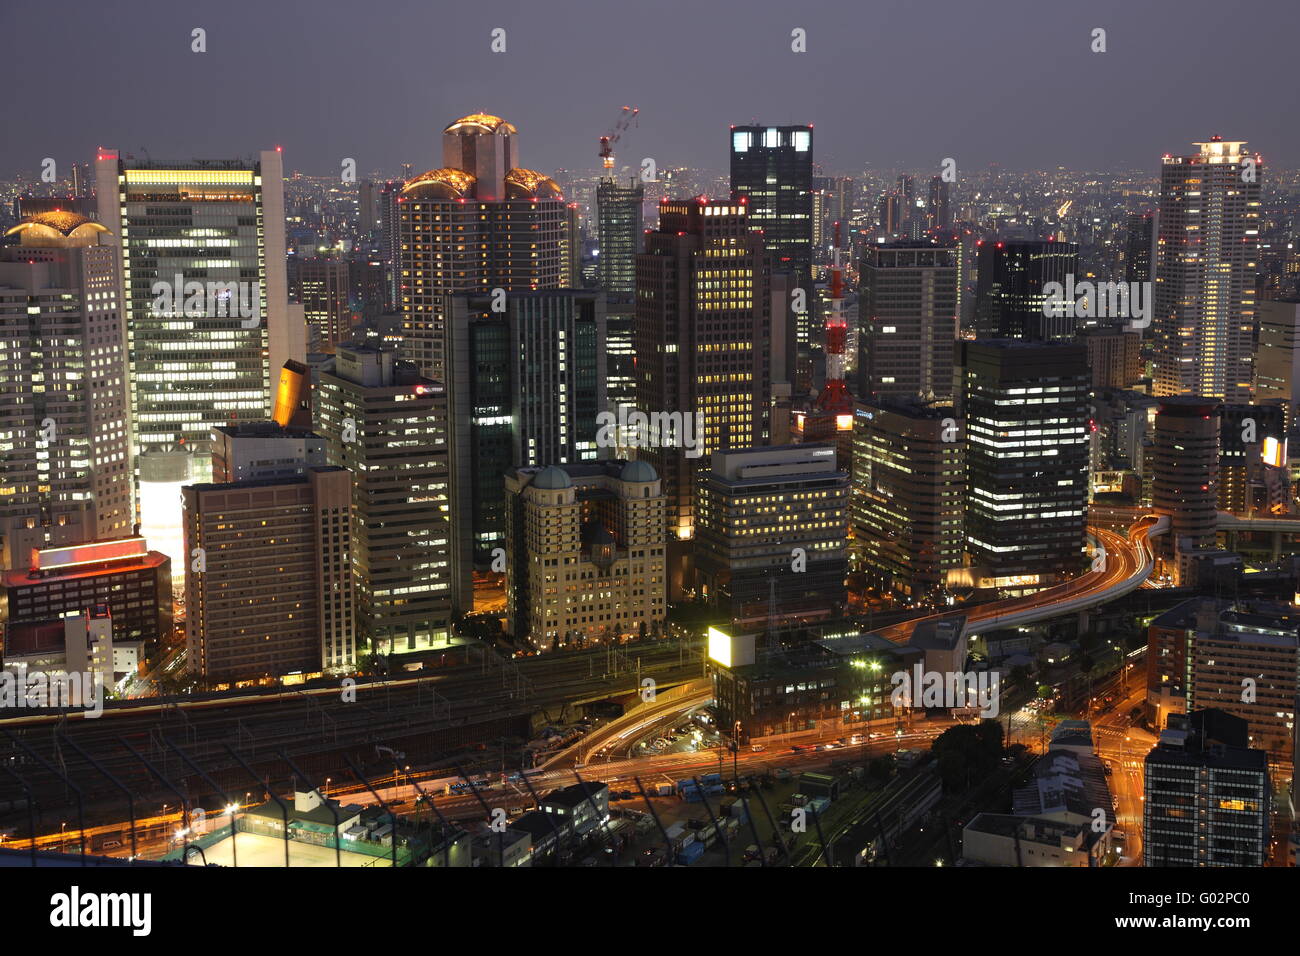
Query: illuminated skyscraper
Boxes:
[
  {"xmin": 695, "ymin": 445, "xmax": 848, "ymax": 625},
  {"xmin": 94, "ymin": 149, "xmax": 297, "ymax": 467},
  {"xmin": 0, "ymin": 213, "xmax": 135, "ymax": 570},
  {"xmin": 852, "ymin": 398, "xmax": 964, "ymax": 601},
  {"xmin": 634, "ymin": 199, "xmax": 772, "ymax": 564},
  {"xmin": 596, "ymin": 177, "xmax": 643, "ymax": 295},
  {"xmin": 1151, "ymin": 398, "xmax": 1220, "ymax": 585},
  {"xmin": 974, "ymin": 239, "xmax": 1079, "ymax": 341},
  {"xmin": 730, "ymin": 125, "xmax": 813, "ymax": 346},
  {"xmin": 444, "ymin": 290, "xmax": 607, "ymax": 612},
  {"xmin": 1153, "ymin": 138, "xmax": 1261, "ymax": 401},
  {"xmin": 94, "ymin": 149, "xmax": 300, "ymax": 591},
  {"xmin": 315, "ymin": 345, "xmax": 452, "ymax": 658},
  {"xmin": 858, "ymin": 240, "xmax": 959, "ymax": 403},
  {"xmin": 961, "ymin": 340, "xmax": 1090, "ymax": 590},
  {"xmin": 398, "ymin": 114, "xmax": 566, "ymax": 383}
]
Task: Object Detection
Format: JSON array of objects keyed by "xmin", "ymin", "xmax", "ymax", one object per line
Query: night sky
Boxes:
[{"xmin": 5, "ymin": 0, "xmax": 1297, "ymax": 178}]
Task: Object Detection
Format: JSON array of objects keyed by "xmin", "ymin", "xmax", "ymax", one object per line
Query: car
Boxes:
[
  {"xmin": 102, "ymin": 840, "xmax": 122, "ymax": 850},
  {"xmin": 742, "ymin": 844, "xmax": 761, "ymax": 862},
  {"xmin": 750, "ymin": 744, "xmax": 765, "ymax": 752}
]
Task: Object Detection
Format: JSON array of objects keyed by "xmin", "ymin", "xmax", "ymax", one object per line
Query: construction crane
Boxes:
[{"xmin": 599, "ymin": 106, "xmax": 639, "ymax": 171}]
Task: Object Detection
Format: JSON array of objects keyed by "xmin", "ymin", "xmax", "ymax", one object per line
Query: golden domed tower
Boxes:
[
  {"xmin": 398, "ymin": 114, "xmax": 567, "ymax": 383},
  {"xmin": 441, "ymin": 113, "xmax": 519, "ymax": 200}
]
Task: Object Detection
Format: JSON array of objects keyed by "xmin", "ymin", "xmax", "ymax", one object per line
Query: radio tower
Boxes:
[{"xmin": 802, "ymin": 221, "xmax": 854, "ymax": 467}]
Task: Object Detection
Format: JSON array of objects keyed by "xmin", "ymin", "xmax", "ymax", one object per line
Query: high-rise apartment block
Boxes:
[{"xmin": 1153, "ymin": 139, "xmax": 1261, "ymax": 401}]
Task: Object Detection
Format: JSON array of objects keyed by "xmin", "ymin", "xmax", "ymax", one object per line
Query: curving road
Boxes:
[{"xmin": 874, "ymin": 518, "xmax": 1158, "ymax": 645}]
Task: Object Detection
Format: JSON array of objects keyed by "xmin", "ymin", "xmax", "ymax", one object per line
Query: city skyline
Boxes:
[{"xmin": 4, "ymin": 0, "xmax": 1300, "ymax": 894}]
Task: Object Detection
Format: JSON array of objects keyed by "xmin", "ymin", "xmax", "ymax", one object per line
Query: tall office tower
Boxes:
[
  {"xmin": 211, "ymin": 422, "xmax": 326, "ymax": 483},
  {"xmin": 857, "ymin": 241, "xmax": 959, "ymax": 403},
  {"xmin": 291, "ymin": 254, "xmax": 352, "ymax": 349},
  {"xmin": 94, "ymin": 148, "xmax": 299, "ymax": 581},
  {"xmin": 974, "ymin": 239, "xmax": 1080, "ymax": 341},
  {"xmin": 1217, "ymin": 403, "xmax": 1288, "ymax": 516},
  {"xmin": 1144, "ymin": 709, "xmax": 1271, "ymax": 867},
  {"xmin": 596, "ymin": 177, "xmax": 644, "ymax": 294},
  {"xmin": 729, "ymin": 125, "xmax": 813, "ymax": 276},
  {"xmin": 0, "ymin": 214, "xmax": 135, "ymax": 571},
  {"xmin": 1123, "ymin": 211, "xmax": 1154, "ymax": 285},
  {"xmin": 729, "ymin": 125, "xmax": 814, "ymax": 346},
  {"xmin": 926, "ymin": 176, "xmax": 951, "ymax": 231},
  {"xmin": 1080, "ymin": 327, "xmax": 1142, "ymax": 390},
  {"xmin": 316, "ymin": 345, "xmax": 452, "ymax": 658},
  {"xmin": 852, "ymin": 398, "xmax": 964, "ymax": 602},
  {"xmin": 604, "ymin": 296, "xmax": 637, "ymax": 420},
  {"xmin": 503, "ymin": 461, "xmax": 665, "ymax": 648},
  {"xmin": 444, "ymin": 290, "xmax": 607, "ymax": 612},
  {"xmin": 183, "ymin": 466, "xmax": 355, "ymax": 682},
  {"xmin": 694, "ymin": 445, "xmax": 848, "ymax": 625},
  {"xmin": 398, "ymin": 113, "xmax": 566, "ymax": 383},
  {"xmin": 1153, "ymin": 138, "xmax": 1262, "ymax": 401},
  {"xmin": 634, "ymin": 199, "xmax": 772, "ymax": 556},
  {"xmin": 1151, "ymin": 398, "xmax": 1221, "ymax": 585},
  {"xmin": 1255, "ymin": 299, "xmax": 1300, "ymax": 415},
  {"xmin": 961, "ymin": 341, "xmax": 1090, "ymax": 590},
  {"xmin": 378, "ymin": 179, "xmax": 404, "ymax": 310}
]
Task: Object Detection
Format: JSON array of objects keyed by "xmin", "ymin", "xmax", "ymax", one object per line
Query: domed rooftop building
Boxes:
[
  {"xmin": 504, "ymin": 168, "xmax": 563, "ymax": 201},
  {"xmin": 4, "ymin": 211, "xmax": 110, "ymax": 247},
  {"xmin": 400, "ymin": 167, "xmax": 477, "ymax": 201},
  {"xmin": 531, "ymin": 464, "xmax": 572, "ymax": 491},
  {"xmin": 620, "ymin": 460, "xmax": 658, "ymax": 484},
  {"xmin": 439, "ymin": 111, "xmax": 520, "ymax": 200}
]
